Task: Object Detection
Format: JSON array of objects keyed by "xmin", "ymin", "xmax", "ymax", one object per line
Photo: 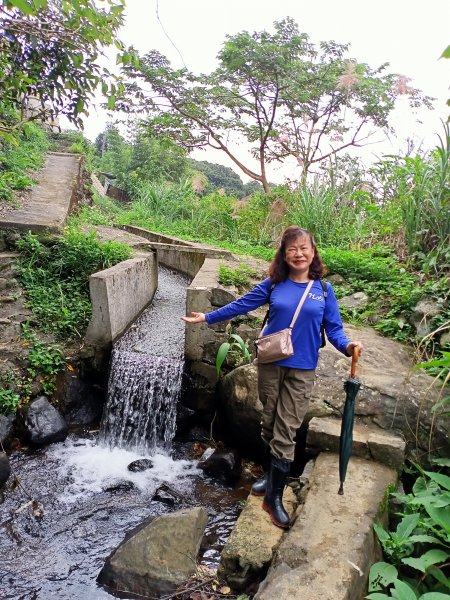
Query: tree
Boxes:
[
  {"xmin": 0, "ymin": 0, "xmax": 128, "ymax": 136},
  {"xmin": 119, "ymin": 18, "xmax": 433, "ymax": 191},
  {"xmin": 94, "ymin": 125, "xmax": 132, "ymax": 188},
  {"xmin": 94, "ymin": 124, "xmax": 188, "ymax": 190},
  {"xmin": 128, "ymin": 133, "xmax": 188, "ymax": 185}
]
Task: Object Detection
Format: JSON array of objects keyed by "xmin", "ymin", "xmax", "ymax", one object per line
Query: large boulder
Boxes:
[
  {"xmin": 98, "ymin": 507, "xmax": 208, "ymax": 598},
  {"xmin": 21, "ymin": 396, "xmax": 68, "ymax": 445},
  {"xmin": 218, "ymin": 324, "xmax": 449, "ymax": 459},
  {"xmin": 219, "ymin": 363, "xmax": 265, "ymax": 458},
  {"xmin": 0, "ymin": 413, "xmax": 15, "ymax": 448}
]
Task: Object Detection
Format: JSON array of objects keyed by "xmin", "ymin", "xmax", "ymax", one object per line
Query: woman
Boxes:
[{"xmin": 182, "ymin": 226, "xmax": 362, "ymax": 528}]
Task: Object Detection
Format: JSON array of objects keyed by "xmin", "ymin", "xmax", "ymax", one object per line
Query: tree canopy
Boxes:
[
  {"xmin": 94, "ymin": 124, "xmax": 189, "ymax": 190},
  {"xmin": 0, "ymin": 0, "xmax": 127, "ymax": 136},
  {"xmin": 119, "ymin": 18, "xmax": 433, "ymax": 191}
]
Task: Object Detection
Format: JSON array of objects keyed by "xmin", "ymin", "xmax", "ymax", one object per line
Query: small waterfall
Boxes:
[
  {"xmin": 99, "ymin": 350, "xmax": 183, "ymax": 453},
  {"xmin": 99, "ymin": 267, "xmax": 190, "ymax": 455}
]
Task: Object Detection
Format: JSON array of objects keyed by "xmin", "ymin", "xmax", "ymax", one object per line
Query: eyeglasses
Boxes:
[{"xmin": 285, "ymin": 246, "xmax": 311, "ymax": 254}]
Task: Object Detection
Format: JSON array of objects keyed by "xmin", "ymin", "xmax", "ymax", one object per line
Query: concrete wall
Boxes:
[
  {"xmin": 85, "ymin": 252, "xmax": 158, "ymax": 348},
  {"xmin": 120, "ymin": 225, "xmax": 235, "ymax": 279},
  {"xmin": 122, "ymin": 225, "xmax": 194, "ymax": 247}
]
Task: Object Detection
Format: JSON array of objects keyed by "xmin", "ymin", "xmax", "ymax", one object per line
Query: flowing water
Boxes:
[
  {"xmin": 99, "ymin": 266, "xmax": 188, "ymax": 454},
  {"xmin": 0, "ymin": 267, "xmax": 248, "ymax": 600}
]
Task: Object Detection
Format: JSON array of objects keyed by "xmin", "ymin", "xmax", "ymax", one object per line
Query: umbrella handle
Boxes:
[{"xmin": 350, "ymin": 346, "xmax": 360, "ymax": 379}]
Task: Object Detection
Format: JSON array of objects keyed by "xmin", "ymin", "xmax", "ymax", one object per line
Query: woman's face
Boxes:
[{"xmin": 284, "ymin": 234, "xmax": 315, "ymax": 277}]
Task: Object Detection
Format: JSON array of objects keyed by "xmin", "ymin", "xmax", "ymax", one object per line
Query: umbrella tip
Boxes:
[{"xmin": 338, "ymin": 483, "xmax": 344, "ymax": 495}]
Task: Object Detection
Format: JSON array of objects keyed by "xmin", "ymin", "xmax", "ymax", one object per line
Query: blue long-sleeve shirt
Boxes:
[{"xmin": 205, "ymin": 278, "xmax": 350, "ymax": 369}]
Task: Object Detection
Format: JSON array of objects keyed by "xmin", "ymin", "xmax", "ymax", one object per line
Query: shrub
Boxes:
[
  {"xmin": 0, "ymin": 388, "xmax": 21, "ymax": 414},
  {"xmin": 368, "ymin": 461, "xmax": 450, "ymax": 599},
  {"xmin": 218, "ymin": 263, "xmax": 257, "ymax": 290}
]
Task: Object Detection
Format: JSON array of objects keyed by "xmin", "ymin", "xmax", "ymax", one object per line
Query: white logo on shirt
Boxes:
[{"xmin": 308, "ymin": 293, "xmax": 324, "ymax": 301}]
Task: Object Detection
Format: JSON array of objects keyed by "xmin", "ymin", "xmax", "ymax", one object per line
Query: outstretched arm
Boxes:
[{"xmin": 181, "ymin": 312, "xmax": 206, "ymax": 324}]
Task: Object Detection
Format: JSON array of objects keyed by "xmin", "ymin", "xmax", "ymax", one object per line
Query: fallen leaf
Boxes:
[
  {"xmin": 31, "ymin": 500, "xmax": 45, "ymax": 519},
  {"xmin": 219, "ymin": 586, "xmax": 231, "ymax": 594}
]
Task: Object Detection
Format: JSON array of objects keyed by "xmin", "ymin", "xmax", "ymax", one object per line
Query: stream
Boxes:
[{"xmin": 0, "ymin": 267, "xmax": 247, "ymax": 600}]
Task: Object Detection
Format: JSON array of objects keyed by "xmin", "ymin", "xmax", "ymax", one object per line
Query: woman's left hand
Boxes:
[{"xmin": 346, "ymin": 341, "xmax": 363, "ymax": 357}]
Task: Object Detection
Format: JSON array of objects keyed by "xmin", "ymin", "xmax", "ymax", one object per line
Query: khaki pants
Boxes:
[{"xmin": 257, "ymin": 364, "xmax": 316, "ymax": 462}]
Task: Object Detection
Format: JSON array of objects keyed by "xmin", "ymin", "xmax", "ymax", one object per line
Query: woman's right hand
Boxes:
[{"xmin": 181, "ymin": 311, "xmax": 206, "ymax": 324}]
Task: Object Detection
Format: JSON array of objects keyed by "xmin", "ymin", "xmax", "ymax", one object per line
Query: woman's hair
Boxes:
[{"xmin": 268, "ymin": 226, "xmax": 327, "ymax": 283}]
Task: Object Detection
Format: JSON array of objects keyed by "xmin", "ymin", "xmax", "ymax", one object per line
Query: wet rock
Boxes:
[
  {"xmin": 103, "ymin": 479, "xmax": 136, "ymax": 493},
  {"xmin": 98, "ymin": 507, "xmax": 208, "ymax": 598},
  {"xmin": 127, "ymin": 459, "xmax": 154, "ymax": 472},
  {"xmin": 56, "ymin": 368, "xmax": 104, "ymax": 426},
  {"xmin": 0, "ymin": 413, "xmax": 15, "ymax": 448},
  {"xmin": 175, "ymin": 404, "xmax": 195, "ymax": 436},
  {"xmin": 21, "ymin": 396, "xmax": 68, "ymax": 446},
  {"xmin": 153, "ymin": 484, "xmax": 178, "ymax": 506},
  {"xmin": 185, "ymin": 426, "xmax": 210, "ymax": 443},
  {"xmin": 0, "ymin": 452, "xmax": 11, "ymax": 486},
  {"xmin": 198, "ymin": 448, "xmax": 242, "ymax": 484}
]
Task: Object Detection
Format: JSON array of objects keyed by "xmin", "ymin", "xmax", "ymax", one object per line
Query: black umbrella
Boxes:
[{"xmin": 338, "ymin": 347, "xmax": 361, "ymax": 495}]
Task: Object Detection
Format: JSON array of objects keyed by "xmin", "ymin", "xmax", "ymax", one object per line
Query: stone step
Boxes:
[
  {"xmin": 0, "ymin": 277, "xmax": 18, "ymax": 291},
  {"xmin": 255, "ymin": 453, "xmax": 397, "ymax": 600},
  {"xmin": 218, "ymin": 486, "xmax": 297, "ymax": 590},
  {"xmin": 0, "ymin": 252, "xmax": 20, "ymax": 275},
  {"xmin": 0, "ymin": 292, "xmax": 21, "ymax": 303},
  {"xmin": 306, "ymin": 416, "xmax": 406, "ymax": 470}
]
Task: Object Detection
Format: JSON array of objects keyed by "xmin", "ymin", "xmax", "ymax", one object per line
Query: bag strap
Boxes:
[
  {"xmin": 288, "ymin": 280, "xmax": 314, "ymax": 328},
  {"xmin": 260, "ymin": 279, "xmax": 313, "ymax": 336},
  {"xmin": 319, "ymin": 279, "xmax": 327, "ymax": 348}
]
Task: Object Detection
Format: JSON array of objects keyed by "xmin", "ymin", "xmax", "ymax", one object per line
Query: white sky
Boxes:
[{"xmin": 79, "ymin": 0, "xmax": 450, "ymax": 183}]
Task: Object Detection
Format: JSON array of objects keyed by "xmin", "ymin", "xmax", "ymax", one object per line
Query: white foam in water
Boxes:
[{"xmin": 49, "ymin": 436, "xmax": 199, "ymax": 504}]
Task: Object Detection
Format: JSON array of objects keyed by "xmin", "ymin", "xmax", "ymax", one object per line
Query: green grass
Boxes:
[
  {"xmin": 16, "ymin": 228, "xmax": 132, "ymax": 339},
  {"xmin": 0, "ymin": 122, "xmax": 50, "ymax": 202}
]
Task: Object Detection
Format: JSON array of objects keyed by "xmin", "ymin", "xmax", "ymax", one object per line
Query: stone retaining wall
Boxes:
[{"xmin": 184, "ymin": 258, "xmax": 238, "ymax": 410}]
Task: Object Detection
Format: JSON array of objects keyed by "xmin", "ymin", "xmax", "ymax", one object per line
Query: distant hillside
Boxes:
[{"xmin": 188, "ymin": 159, "xmax": 263, "ymax": 198}]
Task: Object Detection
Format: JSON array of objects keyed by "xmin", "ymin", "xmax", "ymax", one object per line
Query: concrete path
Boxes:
[{"xmin": 0, "ymin": 152, "xmax": 81, "ymax": 233}]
